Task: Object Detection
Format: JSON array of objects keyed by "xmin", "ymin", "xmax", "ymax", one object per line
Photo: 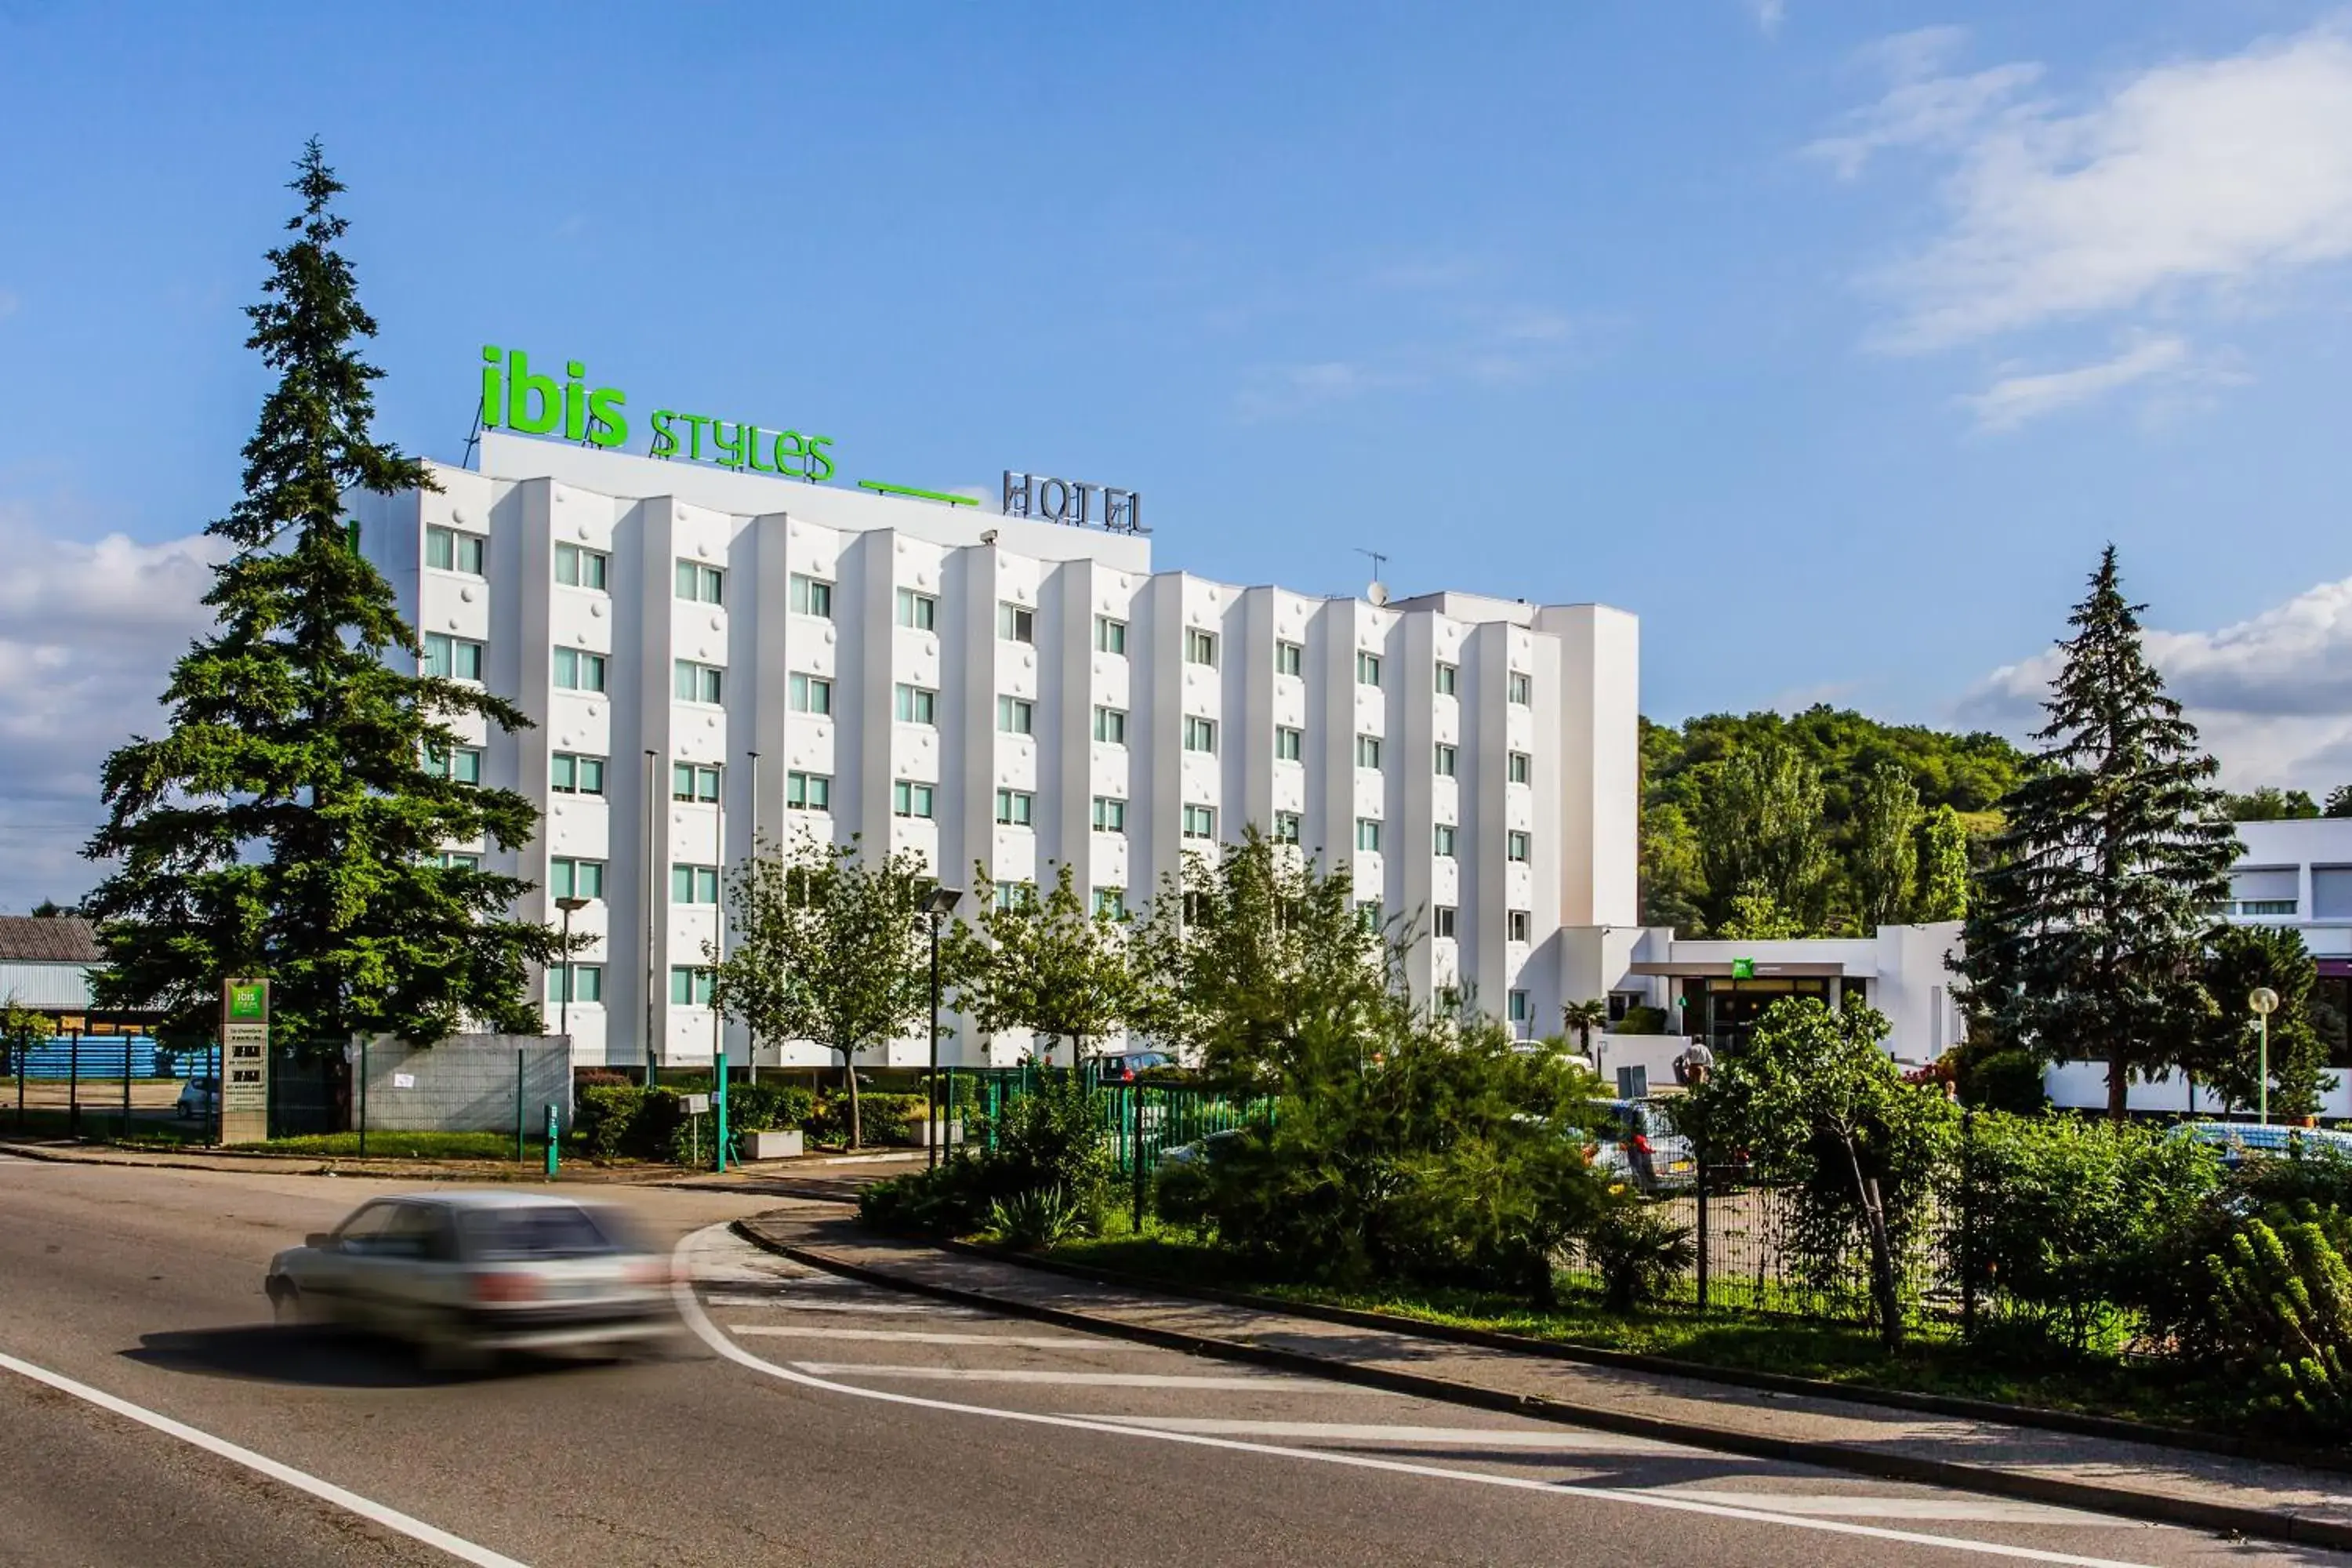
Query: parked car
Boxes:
[
  {"xmin": 1157, "ymin": 1127, "xmax": 1250, "ymax": 1167},
  {"xmin": 1090, "ymin": 1050, "xmax": 1173, "ymax": 1083},
  {"xmin": 264, "ymin": 1192, "xmax": 677, "ymax": 1367},
  {"xmin": 2169, "ymin": 1120, "xmax": 2352, "ymax": 1169},
  {"xmin": 1593, "ymin": 1099, "xmax": 1697, "ymax": 1192},
  {"xmin": 176, "ymin": 1076, "xmax": 220, "ymax": 1120}
]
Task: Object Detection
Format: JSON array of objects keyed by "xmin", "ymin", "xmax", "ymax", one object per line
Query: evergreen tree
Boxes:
[
  {"xmin": 1851, "ymin": 761, "xmax": 1922, "ymax": 930},
  {"xmin": 1915, "ymin": 805, "xmax": 1970, "ymax": 923},
  {"xmin": 1955, "ymin": 548, "xmax": 2239, "ymax": 1119},
  {"xmin": 82, "ymin": 143, "xmax": 559, "ymax": 1044}
]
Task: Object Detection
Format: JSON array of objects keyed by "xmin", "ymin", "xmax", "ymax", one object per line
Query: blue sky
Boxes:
[{"xmin": 3, "ymin": 2, "xmax": 2352, "ymax": 901}]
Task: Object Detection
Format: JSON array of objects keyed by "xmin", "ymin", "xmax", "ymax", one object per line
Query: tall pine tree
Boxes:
[
  {"xmin": 83, "ymin": 143, "xmax": 561, "ymax": 1044},
  {"xmin": 1955, "ymin": 547, "xmax": 2238, "ymax": 1118}
]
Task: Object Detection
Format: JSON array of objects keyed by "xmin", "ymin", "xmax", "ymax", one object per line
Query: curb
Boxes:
[
  {"xmin": 731, "ymin": 1218, "xmax": 2352, "ymax": 1553},
  {"xmin": 0, "ymin": 1140, "xmax": 625, "ymax": 1184}
]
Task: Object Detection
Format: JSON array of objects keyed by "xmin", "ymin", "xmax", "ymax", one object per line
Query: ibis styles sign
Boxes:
[{"xmin": 478, "ymin": 345, "xmax": 837, "ymax": 480}]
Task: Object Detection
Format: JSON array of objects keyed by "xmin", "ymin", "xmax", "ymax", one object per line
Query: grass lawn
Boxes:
[{"xmin": 234, "ymin": 1131, "xmax": 573, "ymax": 1161}]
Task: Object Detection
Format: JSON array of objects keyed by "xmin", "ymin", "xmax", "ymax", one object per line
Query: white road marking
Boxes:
[
  {"xmin": 703, "ymin": 1294, "xmax": 978, "ymax": 1315},
  {"xmin": 1658, "ymin": 1491, "xmax": 2137, "ymax": 1526},
  {"xmin": 791, "ymin": 1360, "xmax": 1353, "ymax": 1390},
  {"xmin": 676, "ymin": 1226, "xmax": 2161, "ymax": 1568},
  {"xmin": 0, "ymin": 1347, "xmax": 530, "ymax": 1568},
  {"xmin": 731, "ymin": 1324, "xmax": 1144, "ymax": 1349},
  {"xmin": 1085, "ymin": 1415, "xmax": 1692, "ymax": 1453}
]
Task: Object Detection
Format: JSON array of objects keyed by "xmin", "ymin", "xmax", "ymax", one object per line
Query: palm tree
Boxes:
[{"xmin": 1560, "ymin": 999, "xmax": 1610, "ymax": 1054}]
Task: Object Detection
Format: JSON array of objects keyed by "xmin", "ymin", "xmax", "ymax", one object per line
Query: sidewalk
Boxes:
[{"xmin": 740, "ymin": 1205, "xmax": 2352, "ymax": 1552}]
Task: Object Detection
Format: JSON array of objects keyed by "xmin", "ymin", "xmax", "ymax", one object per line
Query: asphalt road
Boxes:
[{"xmin": 0, "ymin": 1156, "xmax": 2332, "ymax": 1567}]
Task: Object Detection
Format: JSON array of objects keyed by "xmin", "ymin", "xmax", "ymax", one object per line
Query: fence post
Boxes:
[
  {"xmin": 1960, "ymin": 1105, "xmax": 1977, "ymax": 1339},
  {"xmin": 1131, "ymin": 1085, "xmax": 1146, "ymax": 1233},
  {"xmin": 122, "ymin": 1034, "xmax": 132, "ymax": 1139},
  {"xmin": 716, "ymin": 1054, "xmax": 729, "ymax": 1174},
  {"xmin": 68, "ymin": 1030, "xmax": 81, "ymax": 1139},
  {"xmin": 354, "ymin": 1040, "xmax": 368, "ymax": 1157},
  {"xmin": 13, "ymin": 1033, "xmax": 23, "ymax": 1133},
  {"xmin": 1695, "ymin": 1147, "xmax": 1711, "ymax": 1312},
  {"xmin": 514, "ymin": 1048, "xmax": 525, "ymax": 1163}
]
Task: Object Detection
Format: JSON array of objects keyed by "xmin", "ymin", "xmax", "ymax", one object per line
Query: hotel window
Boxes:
[
  {"xmin": 425, "ymin": 633, "xmax": 485, "ymax": 682},
  {"xmin": 1276, "ymin": 641, "xmax": 1304, "ymax": 677},
  {"xmin": 1091, "ymin": 795, "xmax": 1127, "ymax": 833},
  {"xmin": 437, "ymin": 851, "xmax": 480, "ymax": 871},
  {"xmin": 1356, "ymin": 818, "xmax": 1383, "ymax": 853},
  {"xmin": 1182, "ymin": 804, "xmax": 1217, "ymax": 840},
  {"xmin": 1185, "ymin": 628, "xmax": 1218, "ymax": 667},
  {"xmin": 786, "ymin": 771, "xmax": 832, "ymax": 811},
  {"xmin": 895, "ymin": 588, "xmax": 937, "ymax": 630},
  {"xmin": 423, "ymin": 744, "xmax": 483, "ymax": 785},
  {"xmin": 671, "ymin": 762, "xmax": 720, "ymax": 804},
  {"xmin": 993, "ymin": 880, "xmax": 1036, "ymax": 913},
  {"xmin": 669, "ymin": 966, "xmax": 715, "ymax": 1006},
  {"xmin": 426, "ymin": 525, "xmax": 485, "ymax": 575},
  {"xmin": 789, "ymin": 673, "xmax": 832, "ymax": 715},
  {"xmin": 550, "ymin": 752, "xmax": 605, "ymax": 796},
  {"xmin": 548, "ymin": 964, "xmax": 604, "ymax": 1004},
  {"xmin": 1434, "ymin": 743, "xmax": 1457, "ymax": 777},
  {"xmin": 1359, "ymin": 900, "xmax": 1385, "ymax": 932},
  {"xmin": 670, "ymin": 864, "xmax": 720, "ymax": 905},
  {"xmin": 1435, "ymin": 661, "xmax": 1459, "ymax": 696},
  {"xmin": 1092, "ymin": 887, "xmax": 1125, "ymax": 920},
  {"xmin": 550, "ymin": 856, "xmax": 606, "ymax": 901},
  {"xmin": 997, "ymin": 695, "xmax": 1035, "ymax": 736},
  {"xmin": 1507, "ymin": 830, "xmax": 1531, "ymax": 862},
  {"xmin": 892, "ymin": 779, "xmax": 935, "ymax": 819},
  {"xmin": 1274, "ymin": 811, "xmax": 1303, "ymax": 844},
  {"xmin": 1094, "ymin": 615, "xmax": 1127, "ymax": 655},
  {"xmin": 789, "ymin": 573, "xmax": 833, "ymax": 619},
  {"xmin": 1183, "ymin": 716, "xmax": 1218, "ymax": 754},
  {"xmin": 1433, "ymin": 906, "xmax": 1457, "ymax": 940},
  {"xmin": 1355, "ymin": 734, "xmax": 1382, "ymax": 769},
  {"xmin": 1093, "ymin": 706, "xmax": 1128, "ymax": 745},
  {"xmin": 1508, "ymin": 990, "xmax": 1531, "ymax": 1026},
  {"xmin": 553, "ymin": 646, "xmax": 607, "ymax": 693},
  {"xmin": 994, "ymin": 788, "xmax": 1035, "ymax": 826},
  {"xmin": 895, "ymin": 684, "xmax": 938, "ymax": 725},
  {"xmin": 1276, "ymin": 726, "xmax": 1304, "ymax": 762},
  {"xmin": 553, "ymin": 542, "xmax": 606, "ymax": 590},
  {"xmin": 997, "ymin": 602, "xmax": 1035, "ymax": 643},
  {"xmin": 674, "ymin": 559, "xmax": 724, "ymax": 604},
  {"xmin": 1356, "ymin": 651, "xmax": 1382, "ymax": 687},
  {"xmin": 1508, "ymin": 909, "xmax": 1531, "ymax": 942},
  {"xmin": 673, "ymin": 659, "xmax": 723, "ymax": 705},
  {"xmin": 1508, "ymin": 751, "xmax": 1532, "ymax": 785},
  {"xmin": 1434, "ymin": 822, "xmax": 1458, "ymax": 857},
  {"xmin": 1508, "ymin": 671, "xmax": 1533, "ymax": 705}
]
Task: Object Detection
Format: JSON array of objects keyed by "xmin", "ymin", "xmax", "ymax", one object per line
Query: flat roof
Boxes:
[{"xmin": 1627, "ymin": 960, "xmax": 1851, "ymax": 978}]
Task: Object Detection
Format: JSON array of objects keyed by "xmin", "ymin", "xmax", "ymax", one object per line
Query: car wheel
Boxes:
[{"xmin": 267, "ymin": 1279, "xmax": 303, "ymax": 1326}]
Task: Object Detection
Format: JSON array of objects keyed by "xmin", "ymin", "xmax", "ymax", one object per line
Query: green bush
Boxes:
[
  {"xmin": 1960, "ymin": 1050, "xmax": 2048, "ymax": 1114},
  {"xmin": 574, "ymin": 1083, "xmax": 686, "ymax": 1162},
  {"xmin": 987, "ymin": 1187, "xmax": 1084, "ymax": 1249},
  {"xmin": 1582, "ymin": 1203, "xmax": 1697, "ymax": 1311},
  {"xmin": 806, "ymin": 1090, "xmax": 931, "ymax": 1146},
  {"xmin": 2206, "ymin": 1203, "xmax": 2352, "ymax": 1434},
  {"xmin": 859, "ymin": 1072, "xmax": 1117, "ymax": 1238},
  {"xmin": 726, "ymin": 1083, "xmax": 815, "ymax": 1133}
]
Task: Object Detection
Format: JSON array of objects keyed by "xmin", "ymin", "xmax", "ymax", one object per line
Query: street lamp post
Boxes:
[
  {"xmin": 2250, "ymin": 986, "xmax": 2280, "ymax": 1126},
  {"xmin": 554, "ymin": 896, "xmax": 590, "ymax": 1041},
  {"xmin": 922, "ymin": 885, "xmax": 963, "ymax": 1170}
]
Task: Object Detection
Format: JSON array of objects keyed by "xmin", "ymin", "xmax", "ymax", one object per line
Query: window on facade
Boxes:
[
  {"xmin": 1433, "ymin": 905, "xmax": 1457, "ymax": 939},
  {"xmin": 1183, "ymin": 716, "xmax": 1217, "ymax": 754},
  {"xmin": 1359, "ymin": 900, "xmax": 1385, "ymax": 932},
  {"xmin": 789, "ymin": 573, "xmax": 833, "ymax": 619},
  {"xmin": 895, "ymin": 684, "xmax": 938, "ymax": 725},
  {"xmin": 1092, "ymin": 887, "xmax": 1125, "ymax": 920},
  {"xmin": 1094, "ymin": 616, "xmax": 1127, "ymax": 655},
  {"xmin": 1091, "ymin": 796, "xmax": 1127, "ymax": 833},
  {"xmin": 672, "ymin": 762, "xmax": 720, "ymax": 803},
  {"xmin": 1093, "ymin": 706, "xmax": 1128, "ymax": 745},
  {"xmin": 673, "ymin": 659, "xmax": 723, "ymax": 705},
  {"xmin": 426, "ymin": 526, "xmax": 486, "ymax": 575},
  {"xmin": 423, "ymin": 744, "xmax": 483, "ymax": 785},
  {"xmin": 1508, "ymin": 909, "xmax": 1531, "ymax": 943},
  {"xmin": 1276, "ymin": 641, "xmax": 1304, "ymax": 677},
  {"xmin": 1274, "ymin": 811, "xmax": 1303, "ymax": 844},
  {"xmin": 996, "ymin": 695, "xmax": 1034, "ymax": 735},
  {"xmin": 553, "ymin": 646, "xmax": 607, "ymax": 693},
  {"xmin": 550, "ymin": 856, "xmax": 607, "ymax": 901},
  {"xmin": 554, "ymin": 542, "xmax": 606, "ymax": 590},
  {"xmin": 1181, "ymin": 804, "xmax": 1217, "ymax": 840},
  {"xmin": 437, "ymin": 851, "xmax": 480, "ymax": 871},
  {"xmin": 892, "ymin": 779, "xmax": 936, "ymax": 819},
  {"xmin": 1434, "ymin": 743, "xmax": 1457, "ymax": 777},
  {"xmin": 994, "ymin": 788, "xmax": 1035, "ymax": 826},
  {"xmin": 1508, "ymin": 751, "xmax": 1532, "ymax": 785},
  {"xmin": 547, "ymin": 964, "xmax": 604, "ymax": 1004},
  {"xmin": 1355, "ymin": 734, "xmax": 1382, "ymax": 769},
  {"xmin": 425, "ymin": 633, "xmax": 485, "ymax": 682},
  {"xmin": 1435, "ymin": 661, "xmax": 1459, "ymax": 696},
  {"xmin": 674, "ymin": 559, "xmax": 724, "ymax": 604},
  {"xmin": 550, "ymin": 752, "xmax": 606, "ymax": 796},
  {"xmin": 1185, "ymin": 628, "xmax": 1218, "ymax": 667},
  {"xmin": 786, "ymin": 771, "xmax": 832, "ymax": 811},
  {"xmin": 1508, "ymin": 830, "xmax": 1531, "ymax": 862},
  {"xmin": 993, "ymin": 880, "xmax": 1036, "ymax": 913},
  {"xmin": 669, "ymin": 966, "xmax": 715, "ymax": 1006},
  {"xmin": 1435, "ymin": 822, "xmax": 1458, "ymax": 857},
  {"xmin": 1356, "ymin": 651, "xmax": 1382, "ymax": 687},
  {"xmin": 1508, "ymin": 990, "xmax": 1531, "ymax": 1025},
  {"xmin": 1355, "ymin": 818, "xmax": 1383, "ymax": 853},
  {"xmin": 1275, "ymin": 726, "xmax": 1304, "ymax": 762},
  {"xmin": 789, "ymin": 673, "xmax": 833, "ymax": 715},
  {"xmin": 895, "ymin": 588, "xmax": 937, "ymax": 630},
  {"xmin": 670, "ymin": 864, "xmax": 720, "ymax": 905},
  {"xmin": 997, "ymin": 602, "xmax": 1035, "ymax": 643},
  {"xmin": 1508, "ymin": 671, "xmax": 1533, "ymax": 705}
]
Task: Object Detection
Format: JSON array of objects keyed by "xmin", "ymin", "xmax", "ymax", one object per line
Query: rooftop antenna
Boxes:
[
  {"xmin": 460, "ymin": 402, "xmax": 484, "ymax": 469},
  {"xmin": 1356, "ymin": 547, "xmax": 1390, "ymax": 607}
]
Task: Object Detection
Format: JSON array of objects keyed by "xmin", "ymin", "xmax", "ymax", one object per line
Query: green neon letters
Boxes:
[
  {"xmin": 648, "ymin": 411, "xmax": 834, "ymax": 481},
  {"xmin": 478, "ymin": 344, "xmax": 835, "ymax": 479}
]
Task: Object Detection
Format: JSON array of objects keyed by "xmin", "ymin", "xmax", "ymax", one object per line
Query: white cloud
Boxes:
[
  {"xmin": 1837, "ymin": 22, "xmax": 2352, "ymax": 351},
  {"xmin": 1234, "ymin": 361, "xmax": 1406, "ymax": 421},
  {"xmin": 1959, "ymin": 335, "xmax": 2190, "ymax": 430},
  {"xmin": 1807, "ymin": 28, "xmax": 2042, "ymax": 180},
  {"xmin": 1748, "ymin": 0, "xmax": 1787, "ymax": 39},
  {"xmin": 1960, "ymin": 574, "xmax": 2352, "ymax": 790}
]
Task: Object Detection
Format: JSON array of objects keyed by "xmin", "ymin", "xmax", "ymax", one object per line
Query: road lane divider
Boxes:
[{"xmin": 0, "ymin": 1348, "xmax": 531, "ymax": 1568}]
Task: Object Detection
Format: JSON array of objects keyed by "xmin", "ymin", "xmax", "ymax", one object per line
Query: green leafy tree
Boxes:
[
  {"xmin": 2224, "ymin": 786, "xmax": 2319, "ymax": 822},
  {"xmin": 1851, "ymin": 762, "xmax": 1922, "ymax": 930},
  {"xmin": 2187, "ymin": 924, "xmax": 2332, "ymax": 1120},
  {"xmin": 2, "ymin": 996, "xmax": 55, "ymax": 1079},
  {"xmin": 1955, "ymin": 548, "xmax": 2240, "ymax": 1119},
  {"xmin": 82, "ymin": 143, "xmax": 557, "ymax": 1044},
  {"xmin": 1715, "ymin": 884, "xmax": 1805, "ymax": 940},
  {"xmin": 1914, "ymin": 804, "xmax": 1970, "ymax": 923},
  {"xmin": 2326, "ymin": 786, "xmax": 2352, "ymax": 821},
  {"xmin": 709, "ymin": 831, "xmax": 934, "ymax": 1148},
  {"xmin": 1694, "ymin": 740, "xmax": 1831, "ymax": 934},
  {"xmin": 949, "ymin": 861, "xmax": 1142, "ymax": 1070}
]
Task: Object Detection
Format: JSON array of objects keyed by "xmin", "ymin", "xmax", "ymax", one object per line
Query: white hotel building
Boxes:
[{"xmin": 355, "ymin": 433, "xmax": 1640, "ymax": 1070}]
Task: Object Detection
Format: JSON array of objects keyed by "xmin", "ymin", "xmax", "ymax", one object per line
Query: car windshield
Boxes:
[{"xmin": 457, "ymin": 1203, "xmax": 620, "ymax": 1260}]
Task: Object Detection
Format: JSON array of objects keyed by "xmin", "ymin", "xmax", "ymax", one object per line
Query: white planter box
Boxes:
[
  {"xmin": 912, "ymin": 1119, "xmax": 965, "ymax": 1148},
  {"xmin": 738, "ymin": 1128, "xmax": 804, "ymax": 1161}
]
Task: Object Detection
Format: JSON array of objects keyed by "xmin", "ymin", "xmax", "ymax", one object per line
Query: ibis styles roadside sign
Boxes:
[
  {"xmin": 220, "ymin": 978, "xmax": 270, "ymax": 1144},
  {"xmin": 478, "ymin": 345, "xmax": 837, "ymax": 480}
]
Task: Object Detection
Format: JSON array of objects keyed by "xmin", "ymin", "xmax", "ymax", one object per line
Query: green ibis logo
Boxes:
[{"xmin": 477, "ymin": 345, "xmax": 835, "ymax": 479}]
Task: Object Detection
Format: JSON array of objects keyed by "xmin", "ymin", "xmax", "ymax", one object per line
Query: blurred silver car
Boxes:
[
  {"xmin": 265, "ymin": 1192, "xmax": 677, "ymax": 1365},
  {"xmin": 175, "ymin": 1076, "xmax": 219, "ymax": 1119}
]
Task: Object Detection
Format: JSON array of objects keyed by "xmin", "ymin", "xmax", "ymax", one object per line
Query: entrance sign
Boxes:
[
  {"xmin": 220, "ymin": 978, "xmax": 270, "ymax": 1144},
  {"xmin": 477, "ymin": 345, "xmax": 837, "ymax": 479},
  {"xmin": 1002, "ymin": 471, "xmax": 1144, "ymax": 535},
  {"xmin": 1730, "ymin": 957, "xmax": 1756, "ymax": 979}
]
